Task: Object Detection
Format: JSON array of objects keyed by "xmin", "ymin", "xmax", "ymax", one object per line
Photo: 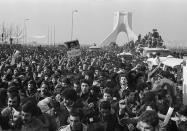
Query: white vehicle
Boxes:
[
  {"xmin": 147, "ymin": 56, "xmax": 184, "ymax": 68},
  {"xmin": 143, "ymin": 47, "xmax": 170, "ymax": 57}
]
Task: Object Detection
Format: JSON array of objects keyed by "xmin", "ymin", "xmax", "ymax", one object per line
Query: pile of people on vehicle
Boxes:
[
  {"xmin": 135, "ymin": 29, "xmax": 164, "ymax": 48},
  {"xmin": 0, "ymin": 30, "xmax": 187, "ymax": 131}
]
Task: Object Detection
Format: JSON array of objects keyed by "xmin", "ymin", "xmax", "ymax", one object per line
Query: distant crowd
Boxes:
[{"xmin": 0, "ymin": 29, "xmax": 187, "ymax": 131}]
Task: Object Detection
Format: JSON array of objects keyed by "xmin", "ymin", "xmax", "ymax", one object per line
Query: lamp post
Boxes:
[
  {"xmin": 24, "ymin": 18, "xmax": 30, "ymax": 44},
  {"xmin": 71, "ymin": 10, "xmax": 78, "ymax": 40}
]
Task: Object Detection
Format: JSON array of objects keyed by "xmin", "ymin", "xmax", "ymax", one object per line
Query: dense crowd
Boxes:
[{"xmin": 0, "ymin": 30, "xmax": 186, "ymax": 131}]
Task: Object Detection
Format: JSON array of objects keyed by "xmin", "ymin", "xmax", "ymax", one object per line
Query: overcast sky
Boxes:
[{"xmin": 0, "ymin": 0, "xmax": 186, "ymax": 46}]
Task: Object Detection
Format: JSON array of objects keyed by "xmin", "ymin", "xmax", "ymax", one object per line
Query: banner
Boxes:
[
  {"xmin": 11, "ymin": 50, "xmax": 21, "ymax": 65},
  {"xmin": 162, "ymin": 107, "xmax": 174, "ymax": 126},
  {"xmin": 64, "ymin": 40, "xmax": 81, "ymax": 57}
]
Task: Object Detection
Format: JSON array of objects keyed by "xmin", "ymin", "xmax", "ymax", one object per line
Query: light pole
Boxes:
[
  {"xmin": 24, "ymin": 18, "xmax": 30, "ymax": 44},
  {"xmin": 71, "ymin": 10, "xmax": 78, "ymax": 40},
  {"xmin": 54, "ymin": 24, "xmax": 55, "ymax": 46}
]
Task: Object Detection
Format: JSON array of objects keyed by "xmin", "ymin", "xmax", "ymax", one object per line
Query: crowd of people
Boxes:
[
  {"xmin": 0, "ymin": 30, "xmax": 186, "ymax": 131},
  {"xmin": 135, "ymin": 29, "xmax": 164, "ymax": 48}
]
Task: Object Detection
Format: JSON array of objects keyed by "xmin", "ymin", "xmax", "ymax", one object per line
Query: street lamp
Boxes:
[
  {"xmin": 24, "ymin": 18, "xmax": 30, "ymax": 44},
  {"xmin": 71, "ymin": 10, "xmax": 78, "ymax": 40}
]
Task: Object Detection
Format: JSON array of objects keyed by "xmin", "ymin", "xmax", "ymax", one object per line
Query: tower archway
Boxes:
[{"xmin": 100, "ymin": 12, "xmax": 137, "ymax": 47}]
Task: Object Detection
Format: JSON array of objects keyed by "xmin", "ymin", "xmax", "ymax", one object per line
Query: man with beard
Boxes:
[
  {"xmin": 60, "ymin": 88, "xmax": 83, "ymax": 126},
  {"xmin": 21, "ymin": 101, "xmax": 49, "ymax": 131},
  {"xmin": 79, "ymin": 79, "xmax": 90, "ymax": 105},
  {"xmin": 58, "ymin": 108, "xmax": 87, "ymax": 131},
  {"xmin": 136, "ymin": 110, "xmax": 159, "ymax": 131},
  {"xmin": 1, "ymin": 87, "xmax": 22, "ymax": 130},
  {"xmin": 94, "ymin": 101, "xmax": 123, "ymax": 131},
  {"xmin": 101, "ymin": 88, "xmax": 118, "ymax": 115}
]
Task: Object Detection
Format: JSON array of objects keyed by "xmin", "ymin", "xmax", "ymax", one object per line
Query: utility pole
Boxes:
[
  {"xmin": 54, "ymin": 24, "xmax": 55, "ymax": 46},
  {"xmin": 51, "ymin": 25, "xmax": 53, "ymax": 45},
  {"xmin": 71, "ymin": 10, "xmax": 78, "ymax": 40},
  {"xmin": 48, "ymin": 26, "xmax": 49, "ymax": 45}
]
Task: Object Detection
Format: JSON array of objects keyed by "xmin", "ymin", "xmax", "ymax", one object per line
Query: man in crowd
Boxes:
[
  {"xmin": 136, "ymin": 110, "xmax": 159, "ymax": 131},
  {"xmin": 58, "ymin": 108, "xmax": 88, "ymax": 131},
  {"xmin": 21, "ymin": 101, "xmax": 50, "ymax": 131}
]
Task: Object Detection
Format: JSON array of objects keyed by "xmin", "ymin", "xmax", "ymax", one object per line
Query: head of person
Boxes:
[
  {"xmin": 94, "ymin": 68, "xmax": 101, "ymax": 77},
  {"xmin": 52, "ymin": 65, "xmax": 57, "ymax": 72},
  {"xmin": 177, "ymin": 121, "xmax": 187, "ymax": 131},
  {"xmin": 12, "ymin": 78, "xmax": 22, "ymax": 88},
  {"xmin": 69, "ymin": 108, "xmax": 84, "ymax": 131},
  {"xmin": 51, "ymin": 75, "xmax": 58, "ymax": 85},
  {"xmin": 43, "ymin": 66, "xmax": 50, "ymax": 74},
  {"xmin": 128, "ymin": 70, "xmax": 137, "ymax": 82},
  {"xmin": 61, "ymin": 88, "xmax": 77, "ymax": 107},
  {"xmin": 119, "ymin": 74, "xmax": 128, "ymax": 87},
  {"xmin": 44, "ymin": 74, "xmax": 50, "ymax": 81},
  {"xmin": 136, "ymin": 73, "xmax": 145, "ymax": 85},
  {"xmin": 78, "ymin": 65, "xmax": 82, "ymax": 72},
  {"xmin": 40, "ymin": 81, "xmax": 50, "ymax": 97},
  {"xmin": 177, "ymin": 105, "xmax": 187, "ymax": 117},
  {"xmin": 7, "ymin": 93, "xmax": 20, "ymax": 109},
  {"xmin": 7, "ymin": 68, "xmax": 13, "ymax": 74},
  {"xmin": 137, "ymin": 110, "xmax": 159, "ymax": 131},
  {"xmin": 113, "ymin": 67, "xmax": 118, "ymax": 73},
  {"xmin": 89, "ymin": 86, "xmax": 100, "ymax": 97},
  {"xmin": 25, "ymin": 66, "xmax": 30, "ymax": 73},
  {"xmin": 80, "ymin": 79, "xmax": 90, "ymax": 94},
  {"xmin": 82, "ymin": 63, "xmax": 88, "ymax": 71},
  {"xmin": 126, "ymin": 90, "xmax": 136, "ymax": 103},
  {"xmin": 27, "ymin": 80, "xmax": 36, "ymax": 92},
  {"xmin": 175, "ymin": 105, "xmax": 187, "ymax": 127},
  {"xmin": 73, "ymin": 80, "xmax": 81, "ymax": 93},
  {"xmin": 13, "ymin": 68, "xmax": 19, "ymax": 76},
  {"xmin": 99, "ymin": 101, "xmax": 111, "ymax": 121},
  {"xmin": 36, "ymin": 65, "xmax": 41, "ymax": 72},
  {"xmin": 21, "ymin": 101, "xmax": 38, "ymax": 124},
  {"xmin": 61, "ymin": 77, "xmax": 71, "ymax": 88},
  {"xmin": 55, "ymin": 69, "xmax": 62, "ymax": 76},
  {"xmin": 70, "ymin": 42, "xmax": 75, "ymax": 48},
  {"xmin": 84, "ymin": 71, "xmax": 93, "ymax": 80},
  {"xmin": 21, "ymin": 61, "xmax": 26, "ymax": 67},
  {"xmin": 103, "ymin": 88, "xmax": 113, "ymax": 102},
  {"xmin": 7, "ymin": 86, "xmax": 20, "ymax": 108}
]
